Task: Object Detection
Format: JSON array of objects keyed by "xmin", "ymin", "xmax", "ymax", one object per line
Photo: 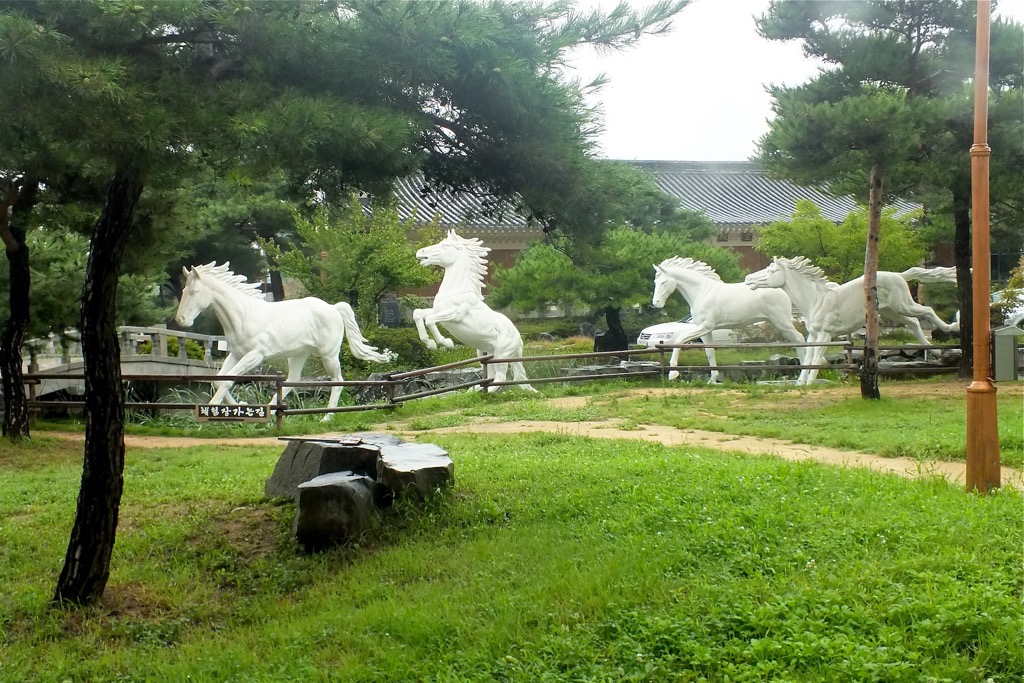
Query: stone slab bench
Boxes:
[{"xmin": 265, "ymin": 432, "xmax": 453, "ymax": 551}]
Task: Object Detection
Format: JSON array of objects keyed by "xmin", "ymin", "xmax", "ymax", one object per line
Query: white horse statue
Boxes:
[
  {"xmin": 174, "ymin": 262, "xmax": 391, "ymax": 418},
  {"xmin": 413, "ymin": 230, "xmax": 533, "ymax": 391},
  {"xmin": 652, "ymin": 256, "xmax": 807, "ymax": 382},
  {"xmin": 744, "ymin": 256, "xmax": 958, "ymax": 385}
]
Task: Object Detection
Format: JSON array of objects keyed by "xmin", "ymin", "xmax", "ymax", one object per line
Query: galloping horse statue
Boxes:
[
  {"xmin": 413, "ymin": 230, "xmax": 533, "ymax": 391},
  {"xmin": 652, "ymin": 256, "xmax": 807, "ymax": 382},
  {"xmin": 175, "ymin": 262, "xmax": 391, "ymax": 418},
  {"xmin": 744, "ymin": 256, "xmax": 958, "ymax": 385}
]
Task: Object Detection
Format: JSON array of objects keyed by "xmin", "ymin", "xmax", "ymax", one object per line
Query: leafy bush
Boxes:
[
  {"xmin": 138, "ymin": 336, "xmax": 206, "ymax": 360},
  {"xmin": 352, "ymin": 327, "xmax": 475, "ymax": 374},
  {"xmin": 916, "ymin": 281, "xmax": 959, "ymax": 323}
]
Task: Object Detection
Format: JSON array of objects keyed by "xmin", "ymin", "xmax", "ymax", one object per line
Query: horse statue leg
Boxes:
[
  {"xmin": 485, "ymin": 351, "xmax": 503, "ymax": 392},
  {"xmin": 763, "ymin": 310, "xmax": 811, "ymax": 377},
  {"xmin": 894, "ymin": 302, "xmax": 957, "ymax": 359},
  {"xmin": 316, "ymin": 352, "xmax": 346, "ymax": 421},
  {"xmin": 210, "ymin": 352, "xmax": 241, "ymax": 405},
  {"xmin": 701, "ymin": 335, "xmax": 720, "ymax": 384},
  {"xmin": 413, "ymin": 308, "xmax": 439, "ymax": 350},
  {"xmin": 491, "ymin": 362, "xmax": 511, "ymax": 393},
  {"xmin": 422, "ymin": 305, "xmax": 464, "ymax": 349},
  {"xmin": 666, "ymin": 346, "xmax": 683, "ymax": 381},
  {"xmin": 278, "ymin": 352, "xmax": 309, "ymax": 408},
  {"xmin": 892, "ymin": 314, "xmax": 942, "ymax": 360},
  {"xmin": 467, "ymin": 350, "xmax": 492, "ymax": 392},
  {"xmin": 413, "ymin": 307, "xmax": 456, "ymax": 349},
  {"xmin": 511, "ymin": 361, "xmax": 536, "ymax": 392},
  {"xmin": 666, "ymin": 327, "xmax": 705, "ymax": 381},
  {"xmin": 210, "ymin": 348, "xmax": 266, "ymax": 404},
  {"xmin": 426, "ymin": 320, "xmax": 455, "ymax": 349},
  {"xmin": 800, "ymin": 331, "xmax": 831, "ymax": 385}
]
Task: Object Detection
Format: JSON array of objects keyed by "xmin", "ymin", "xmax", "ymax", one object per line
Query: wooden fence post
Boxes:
[
  {"xmin": 480, "ymin": 355, "xmax": 490, "ymax": 387},
  {"xmin": 385, "ymin": 375, "xmax": 396, "ymax": 404},
  {"xmin": 275, "ymin": 377, "xmax": 284, "ymax": 430}
]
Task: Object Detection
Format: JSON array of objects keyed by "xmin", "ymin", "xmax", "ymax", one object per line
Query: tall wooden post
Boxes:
[{"xmin": 965, "ymin": 0, "xmax": 1000, "ymax": 493}]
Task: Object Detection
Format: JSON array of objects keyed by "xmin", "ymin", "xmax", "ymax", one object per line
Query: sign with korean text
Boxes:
[{"xmin": 195, "ymin": 404, "xmax": 272, "ymax": 422}]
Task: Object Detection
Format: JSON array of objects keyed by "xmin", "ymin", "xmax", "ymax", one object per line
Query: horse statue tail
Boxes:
[
  {"xmin": 335, "ymin": 302, "xmax": 392, "ymax": 363},
  {"xmin": 899, "ymin": 266, "xmax": 957, "ymax": 284}
]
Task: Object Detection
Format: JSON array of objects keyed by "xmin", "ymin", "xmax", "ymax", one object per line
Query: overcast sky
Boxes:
[{"xmin": 566, "ymin": 0, "xmax": 1024, "ymax": 162}]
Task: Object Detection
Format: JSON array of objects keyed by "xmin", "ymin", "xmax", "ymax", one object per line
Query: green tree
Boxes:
[
  {"xmin": 166, "ymin": 169, "xmax": 304, "ymax": 305},
  {"xmin": 756, "ymin": 199, "xmax": 926, "ymax": 282},
  {"xmin": 992, "ymin": 255, "xmax": 1024, "ymax": 324},
  {"xmin": 759, "ymin": 82, "xmax": 931, "ymax": 398},
  {"xmin": 758, "ymin": 0, "xmax": 1024, "ymax": 378},
  {"xmin": 262, "ymin": 194, "xmax": 443, "ymax": 322},
  {"xmin": 0, "ymin": 227, "xmax": 171, "ymax": 341},
  {"xmin": 0, "ymin": 0, "xmax": 690, "ymax": 605},
  {"xmin": 0, "ymin": 179, "xmax": 38, "ymax": 439}
]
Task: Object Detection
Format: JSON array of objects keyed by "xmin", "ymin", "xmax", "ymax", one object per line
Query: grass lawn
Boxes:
[{"xmin": 2, "ymin": 422, "xmax": 1022, "ymax": 681}]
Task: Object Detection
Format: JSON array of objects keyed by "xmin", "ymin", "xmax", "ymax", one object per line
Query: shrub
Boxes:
[
  {"xmin": 346, "ymin": 327, "xmax": 475, "ymax": 374},
  {"xmin": 917, "ymin": 281, "xmax": 959, "ymax": 323},
  {"xmin": 138, "ymin": 336, "xmax": 206, "ymax": 360}
]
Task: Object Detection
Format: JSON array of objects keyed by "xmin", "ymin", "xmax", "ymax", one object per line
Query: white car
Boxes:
[
  {"xmin": 992, "ymin": 290, "xmax": 1024, "ymax": 328},
  {"xmin": 636, "ymin": 318, "xmax": 736, "ymax": 348}
]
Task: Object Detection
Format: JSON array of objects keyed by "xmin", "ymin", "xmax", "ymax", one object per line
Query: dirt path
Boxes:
[
  {"xmin": 51, "ymin": 399, "xmax": 1022, "ymax": 489},
  {"xmin": 385, "ymin": 418, "xmax": 1023, "ymax": 490}
]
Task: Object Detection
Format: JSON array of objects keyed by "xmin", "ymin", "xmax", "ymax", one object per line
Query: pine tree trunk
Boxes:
[
  {"xmin": 1, "ymin": 181, "xmax": 38, "ymax": 441},
  {"xmin": 54, "ymin": 168, "xmax": 143, "ymax": 606},
  {"xmin": 860, "ymin": 164, "xmax": 882, "ymax": 400},
  {"xmin": 951, "ymin": 185, "xmax": 973, "ymax": 378}
]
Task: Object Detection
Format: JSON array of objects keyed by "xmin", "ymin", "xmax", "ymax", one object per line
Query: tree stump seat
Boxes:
[{"xmin": 265, "ymin": 433, "xmax": 453, "ymax": 551}]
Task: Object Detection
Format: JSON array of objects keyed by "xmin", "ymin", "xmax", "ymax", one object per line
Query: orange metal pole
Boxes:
[{"xmin": 965, "ymin": 0, "xmax": 1000, "ymax": 492}]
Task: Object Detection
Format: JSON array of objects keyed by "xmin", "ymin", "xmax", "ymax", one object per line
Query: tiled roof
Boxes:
[
  {"xmin": 632, "ymin": 160, "xmax": 920, "ymax": 226},
  {"xmin": 385, "ymin": 160, "xmax": 919, "ymax": 230},
  {"xmin": 388, "ymin": 177, "xmax": 528, "ymax": 230}
]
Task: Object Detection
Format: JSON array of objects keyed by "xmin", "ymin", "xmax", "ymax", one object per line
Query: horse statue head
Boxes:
[
  {"xmin": 746, "ymin": 256, "xmax": 833, "ymax": 292},
  {"xmin": 416, "ymin": 229, "xmax": 490, "ymax": 267},
  {"xmin": 416, "ymin": 229, "xmax": 491, "ymax": 298},
  {"xmin": 744, "ymin": 257, "xmax": 788, "ymax": 291},
  {"xmin": 175, "ymin": 262, "xmax": 262, "ymax": 327},
  {"xmin": 651, "ymin": 257, "xmax": 721, "ymax": 308},
  {"xmin": 651, "ymin": 263, "xmax": 677, "ymax": 309}
]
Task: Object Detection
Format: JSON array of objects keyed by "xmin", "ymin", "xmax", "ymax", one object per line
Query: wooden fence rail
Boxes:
[{"xmin": 21, "ymin": 340, "xmax": 961, "ymax": 425}]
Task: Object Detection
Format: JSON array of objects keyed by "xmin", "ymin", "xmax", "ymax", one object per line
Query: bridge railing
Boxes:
[
  {"xmin": 117, "ymin": 326, "xmax": 226, "ymax": 361},
  {"xmin": 22, "ymin": 327, "xmax": 229, "ymax": 371}
]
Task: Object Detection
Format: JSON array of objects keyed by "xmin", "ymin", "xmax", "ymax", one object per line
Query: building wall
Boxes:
[{"xmin": 713, "ymin": 225, "xmax": 770, "ymax": 273}]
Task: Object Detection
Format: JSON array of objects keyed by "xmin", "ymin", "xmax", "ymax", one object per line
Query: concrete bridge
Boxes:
[{"xmin": 23, "ymin": 326, "xmax": 227, "ymax": 398}]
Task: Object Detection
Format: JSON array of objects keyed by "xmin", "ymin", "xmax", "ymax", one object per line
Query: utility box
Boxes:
[{"xmin": 992, "ymin": 325, "xmax": 1023, "ymax": 381}]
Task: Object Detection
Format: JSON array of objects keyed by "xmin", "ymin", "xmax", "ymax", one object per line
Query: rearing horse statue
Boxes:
[{"xmin": 413, "ymin": 230, "xmax": 533, "ymax": 391}]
